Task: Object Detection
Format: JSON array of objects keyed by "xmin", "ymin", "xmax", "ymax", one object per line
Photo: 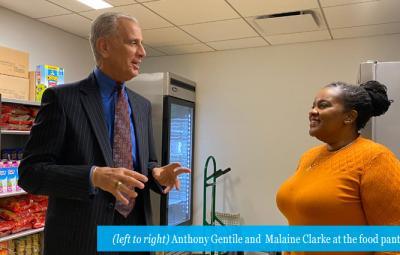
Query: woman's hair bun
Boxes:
[{"xmin": 360, "ymin": 80, "xmax": 392, "ymax": 117}]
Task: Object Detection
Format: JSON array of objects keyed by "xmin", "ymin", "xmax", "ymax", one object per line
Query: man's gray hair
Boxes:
[{"xmin": 89, "ymin": 12, "xmax": 138, "ymax": 63}]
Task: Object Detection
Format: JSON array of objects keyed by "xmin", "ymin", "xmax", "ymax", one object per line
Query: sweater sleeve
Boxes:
[{"xmin": 360, "ymin": 152, "xmax": 400, "ymax": 255}]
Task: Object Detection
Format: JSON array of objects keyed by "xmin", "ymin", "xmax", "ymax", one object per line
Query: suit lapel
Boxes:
[
  {"xmin": 79, "ymin": 74, "xmax": 113, "ymax": 167},
  {"xmin": 127, "ymin": 90, "xmax": 147, "ymax": 174}
]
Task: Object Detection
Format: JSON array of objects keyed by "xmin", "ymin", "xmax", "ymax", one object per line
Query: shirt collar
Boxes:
[{"xmin": 94, "ymin": 67, "xmax": 126, "ymax": 98}]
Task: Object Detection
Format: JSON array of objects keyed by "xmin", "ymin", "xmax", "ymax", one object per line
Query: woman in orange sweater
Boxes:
[{"xmin": 276, "ymin": 80, "xmax": 400, "ymax": 255}]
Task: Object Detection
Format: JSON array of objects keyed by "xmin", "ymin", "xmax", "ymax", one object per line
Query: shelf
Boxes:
[
  {"xmin": 0, "ymin": 190, "xmax": 27, "ymax": 198},
  {"xmin": 1, "ymin": 130, "xmax": 30, "ymax": 135},
  {"xmin": 0, "ymin": 228, "xmax": 44, "ymax": 242},
  {"xmin": 1, "ymin": 98, "xmax": 40, "ymax": 107}
]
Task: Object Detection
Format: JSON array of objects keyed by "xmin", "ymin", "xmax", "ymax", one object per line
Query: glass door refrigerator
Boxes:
[{"xmin": 126, "ymin": 72, "xmax": 195, "ymax": 226}]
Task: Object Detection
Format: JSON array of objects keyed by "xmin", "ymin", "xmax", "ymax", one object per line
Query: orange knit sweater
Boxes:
[{"xmin": 276, "ymin": 136, "xmax": 400, "ymax": 255}]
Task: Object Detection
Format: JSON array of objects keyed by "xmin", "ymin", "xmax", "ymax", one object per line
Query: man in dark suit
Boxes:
[{"xmin": 18, "ymin": 12, "xmax": 190, "ymax": 255}]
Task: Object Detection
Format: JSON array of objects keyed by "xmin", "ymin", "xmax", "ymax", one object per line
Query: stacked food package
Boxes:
[
  {"xmin": 1, "ymin": 150, "xmax": 23, "ymax": 162},
  {"xmin": 0, "ymin": 195, "xmax": 47, "ymax": 237},
  {"xmin": 0, "ymin": 103, "xmax": 39, "ymax": 131},
  {"xmin": 0, "ymin": 161, "xmax": 21, "ymax": 195},
  {"xmin": 0, "ymin": 239, "xmax": 8, "ymax": 254},
  {"xmin": 0, "ymin": 233, "xmax": 40, "ymax": 255}
]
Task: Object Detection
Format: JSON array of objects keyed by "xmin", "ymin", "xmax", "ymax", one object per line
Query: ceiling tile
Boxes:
[
  {"xmin": 39, "ymin": 14, "xmax": 92, "ymax": 37},
  {"xmin": 226, "ymin": 0, "xmax": 319, "ymax": 17},
  {"xmin": 143, "ymin": 0, "xmax": 239, "ymax": 25},
  {"xmin": 79, "ymin": 7, "xmax": 125, "ymax": 20},
  {"xmin": 181, "ymin": 19, "xmax": 258, "ymax": 42},
  {"xmin": 144, "ymin": 45, "xmax": 166, "ymax": 57},
  {"xmin": 79, "ymin": 4, "xmax": 172, "ymax": 29},
  {"xmin": 320, "ymin": 0, "xmax": 377, "ymax": 7},
  {"xmin": 332, "ymin": 22, "xmax": 400, "ymax": 39},
  {"xmin": 47, "ymin": 0, "xmax": 92, "ymax": 12},
  {"xmin": 106, "ymin": 0, "xmax": 137, "ymax": 6},
  {"xmin": 265, "ymin": 30, "xmax": 331, "ymax": 45},
  {"xmin": 157, "ymin": 43, "xmax": 214, "ymax": 55},
  {"xmin": 324, "ymin": 0, "xmax": 400, "ymax": 28},
  {"xmin": 0, "ymin": 0, "xmax": 71, "ymax": 18},
  {"xmin": 207, "ymin": 37, "xmax": 268, "ymax": 50},
  {"xmin": 142, "ymin": 27, "xmax": 199, "ymax": 47}
]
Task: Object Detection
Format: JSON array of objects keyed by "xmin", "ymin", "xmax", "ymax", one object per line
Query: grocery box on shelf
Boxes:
[
  {"xmin": 0, "ymin": 74, "xmax": 29, "ymax": 101},
  {"xmin": 28, "ymin": 71, "xmax": 35, "ymax": 102},
  {"xmin": 35, "ymin": 64, "xmax": 64, "ymax": 101},
  {"xmin": 0, "ymin": 46, "xmax": 29, "ymax": 79}
]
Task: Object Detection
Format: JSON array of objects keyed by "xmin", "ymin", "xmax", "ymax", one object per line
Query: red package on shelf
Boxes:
[
  {"xmin": 0, "ymin": 105, "xmax": 12, "ymax": 114},
  {"xmin": 32, "ymin": 212, "xmax": 46, "ymax": 228},
  {"xmin": 0, "ymin": 209, "xmax": 31, "ymax": 221},
  {"xmin": 0, "ymin": 123, "xmax": 9, "ymax": 129},
  {"xmin": 7, "ymin": 124, "xmax": 31, "ymax": 131},
  {"xmin": 0, "ymin": 219, "xmax": 14, "ymax": 237},
  {"xmin": 8, "ymin": 115, "xmax": 33, "ymax": 125},
  {"xmin": 0, "ymin": 231, "xmax": 10, "ymax": 238},
  {"xmin": 12, "ymin": 217, "xmax": 32, "ymax": 233},
  {"xmin": 39, "ymin": 199, "xmax": 48, "ymax": 208},
  {"xmin": 30, "ymin": 201, "xmax": 47, "ymax": 213},
  {"xmin": 0, "ymin": 113, "xmax": 10, "ymax": 123},
  {"xmin": 30, "ymin": 107, "xmax": 39, "ymax": 117},
  {"xmin": 1, "ymin": 103, "xmax": 39, "ymax": 131},
  {"xmin": 27, "ymin": 194, "xmax": 48, "ymax": 202},
  {"xmin": 0, "ymin": 196, "xmax": 32, "ymax": 213},
  {"xmin": 9, "ymin": 105, "xmax": 30, "ymax": 115},
  {"xmin": 8, "ymin": 120, "xmax": 33, "ymax": 126},
  {"xmin": 0, "ymin": 219, "xmax": 14, "ymax": 232}
]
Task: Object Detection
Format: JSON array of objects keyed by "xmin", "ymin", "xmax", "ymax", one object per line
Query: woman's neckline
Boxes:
[{"xmin": 325, "ymin": 135, "xmax": 360, "ymax": 153}]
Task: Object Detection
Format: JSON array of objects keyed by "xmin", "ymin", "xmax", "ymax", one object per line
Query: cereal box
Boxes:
[{"xmin": 36, "ymin": 64, "xmax": 64, "ymax": 101}]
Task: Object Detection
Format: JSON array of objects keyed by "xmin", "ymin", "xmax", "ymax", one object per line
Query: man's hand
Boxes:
[
  {"xmin": 152, "ymin": 163, "xmax": 191, "ymax": 194},
  {"xmin": 92, "ymin": 167, "xmax": 148, "ymax": 205}
]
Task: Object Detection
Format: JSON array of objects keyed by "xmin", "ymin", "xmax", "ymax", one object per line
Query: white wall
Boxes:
[
  {"xmin": 0, "ymin": 7, "xmax": 94, "ymax": 82},
  {"xmin": 140, "ymin": 34, "xmax": 400, "ymax": 225}
]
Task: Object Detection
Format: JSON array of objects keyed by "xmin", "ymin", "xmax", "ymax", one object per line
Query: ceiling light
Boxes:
[{"xmin": 77, "ymin": 0, "xmax": 113, "ymax": 10}]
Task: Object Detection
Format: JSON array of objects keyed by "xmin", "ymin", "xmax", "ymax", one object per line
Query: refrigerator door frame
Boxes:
[
  {"xmin": 160, "ymin": 95, "xmax": 195, "ymax": 226},
  {"xmin": 358, "ymin": 61, "xmax": 377, "ymax": 140},
  {"xmin": 166, "ymin": 72, "xmax": 196, "ymax": 103},
  {"xmin": 358, "ymin": 61, "xmax": 400, "ymax": 158}
]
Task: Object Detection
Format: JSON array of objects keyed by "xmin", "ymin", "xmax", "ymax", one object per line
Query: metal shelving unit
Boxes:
[
  {"xmin": 0, "ymin": 97, "xmax": 36, "ymax": 154},
  {"xmin": 1, "ymin": 98, "xmax": 40, "ymax": 107},
  {"xmin": 1, "ymin": 130, "xmax": 30, "ymax": 135},
  {"xmin": 0, "ymin": 228, "xmax": 44, "ymax": 242},
  {"xmin": 0, "ymin": 190, "xmax": 27, "ymax": 198},
  {"xmin": 0, "ymin": 96, "xmax": 45, "ymax": 250}
]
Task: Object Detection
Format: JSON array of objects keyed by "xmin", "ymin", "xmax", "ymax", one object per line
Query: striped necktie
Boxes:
[{"xmin": 113, "ymin": 85, "xmax": 135, "ymax": 218}]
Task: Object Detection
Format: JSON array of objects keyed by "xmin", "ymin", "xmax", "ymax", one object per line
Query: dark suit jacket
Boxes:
[{"xmin": 18, "ymin": 73, "xmax": 161, "ymax": 255}]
